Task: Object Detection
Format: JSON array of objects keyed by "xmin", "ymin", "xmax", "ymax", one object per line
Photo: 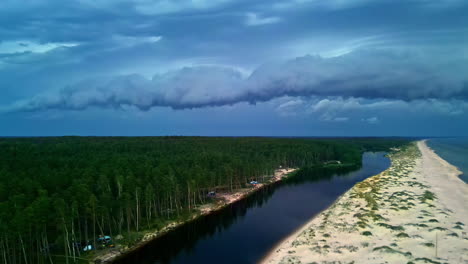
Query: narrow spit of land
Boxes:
[{"xmin": 262, "ymin": 141, "xmax": 468, "ymax": 264}]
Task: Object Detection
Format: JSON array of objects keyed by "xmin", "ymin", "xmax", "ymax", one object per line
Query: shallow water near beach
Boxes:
[
  {"xmin": 427, "ymin": 138, "xmax": 468, "ymax": 183},
  {"xmin": 113, "ymin": 152, "xmax": 390, "ymax": 264}
]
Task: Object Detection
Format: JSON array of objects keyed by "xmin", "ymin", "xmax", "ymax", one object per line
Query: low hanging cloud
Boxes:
[
  {"xmin": 363, "ymin": 117, "xmax": 380, "ymax": 124},
  {"xmin": 3, "ymin": 49, "xmax": 468, "ymax": 113},
  {"xmin": 245, "ymin": 12, "xmax": 282, "ymax": 26}
]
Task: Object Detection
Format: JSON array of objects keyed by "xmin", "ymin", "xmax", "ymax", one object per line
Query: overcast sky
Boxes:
[{"xmin": 1, "ymin": 0, "xmax": 467, "ymax": 136}]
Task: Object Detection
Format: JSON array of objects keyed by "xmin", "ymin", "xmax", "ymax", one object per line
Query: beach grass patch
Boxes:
[
  {"xmin": 377, "ymin": 223, "xmax": 405, "ymax": 231},
  {"xmin": 422, "ymin": 242, "xmax": 434, "ymax": 247},
  {"xmin": 338, "ymin": 245, "xmax": 358, "ymax": 252},
  {"xmin": 429, "ymin": 227, "xmax": 447, "ymax": 232},
  {"xmin": 420, "ymin": 191, "xmax": 436, "ymax": 203},
  {"xmin": 363, "ymin": 212, "xmax": 387, "ymax": 222},
  {"xmin": 356, "ymin": 221, "xmax": 368, "ymax": 229},
  {"xmin": 428, "ymin": 219, "xmax": 439, "ymax": 223},
  {"xmin": 280, "ymin": 255, "xmax": 301, "ymax": 264},
  {"xmin": 447, "ymin": 232, "xmax": 459, "ymax": 237},
  {"xmin": 396, "ymin": 232, "xmax": 410, "ymax": 238},
  {"xmin": 372, "ymin": 246, "xmax": 412, "ymax": 258},
  {"xmin": 413, "ymin": 257, "xmax": 441, "ymax": 264},
  {"xmin": 361, "ymin": 231, "xmax": 372, "ymax": 236}
]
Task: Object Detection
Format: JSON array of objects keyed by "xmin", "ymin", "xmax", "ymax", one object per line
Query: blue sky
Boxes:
[{"xmin": 1, "ymin": 0, "xmax": 467, "ymax": 136}]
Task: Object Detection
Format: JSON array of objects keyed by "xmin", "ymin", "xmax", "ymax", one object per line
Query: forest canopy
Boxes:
[{"xmin": 0, "ymin": 136, "xmax": 408, "ymax": 263}]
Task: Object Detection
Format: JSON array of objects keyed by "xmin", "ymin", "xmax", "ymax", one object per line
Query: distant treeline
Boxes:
[{"xmin": 0, "ymin": 137, "xmax": 408, "ymax": 263}]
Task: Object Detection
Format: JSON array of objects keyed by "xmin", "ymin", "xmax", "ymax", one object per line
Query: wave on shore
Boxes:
[{"xmin": 427, "ymin": 138, "xmax": 468, "ymax": 183}]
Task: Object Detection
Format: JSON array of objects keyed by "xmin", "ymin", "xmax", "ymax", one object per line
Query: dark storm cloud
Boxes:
[
  {"xmin": 4, "ymin": 49, "xmax": 467, "ymax": 112},
  {"xmin": 1, "ymin": 0, "xmax": 468, "ymax": 136}
]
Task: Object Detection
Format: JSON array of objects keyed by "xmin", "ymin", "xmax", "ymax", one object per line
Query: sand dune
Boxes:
[{"xmin": 261, "ymin": 141, "xmax": 468, "ymax": 264}]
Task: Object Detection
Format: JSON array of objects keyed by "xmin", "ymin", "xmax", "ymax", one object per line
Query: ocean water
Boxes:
[{"xmin": 427, "ymin": 138, "xmax": 468, "ymax": 183}]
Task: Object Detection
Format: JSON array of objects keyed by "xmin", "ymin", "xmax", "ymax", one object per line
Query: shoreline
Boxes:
[
  {"xmin": 425, "ymin": 139, "xmax": 467, "ymax": 183},
  {"xmin": 262, "ymin": 140, "xmax": 468, "ymax": 264},
  {"xmin": 94, "ymin": 168, "xmax": 298, "ymax": 263},
  {"xmin": 424, "ymin": 140, "xmax": 464, "ymax": 178}
]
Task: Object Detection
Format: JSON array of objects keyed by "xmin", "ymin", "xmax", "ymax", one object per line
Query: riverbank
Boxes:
[
  {"xmin": 262, "ymin": 141, "xmax": 468, "ymax": 264},
  {"xmin": 93, "ymin": 168, "xmax": 297, "ymax": 263}
]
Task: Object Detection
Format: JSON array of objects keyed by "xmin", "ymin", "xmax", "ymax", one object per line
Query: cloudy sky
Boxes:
[{"xmin": 1, "ymin": 0, "xmax": 467, "ymax": 136}]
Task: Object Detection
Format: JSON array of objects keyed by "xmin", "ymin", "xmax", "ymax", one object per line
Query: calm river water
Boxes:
[{"xmin": 114, "ymin": 152, "xmax": 390, "ymax": 264}]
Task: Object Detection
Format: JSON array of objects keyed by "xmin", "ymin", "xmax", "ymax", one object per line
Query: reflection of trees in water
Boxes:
[
  {"xmin": 114, "ymin": 164, "xmax": 362, "ymax": 264},
  {"xmin": 115, "ymin": 184, "xmax": 280, "ymax": 264},
  {"xmin": 285, "ymin": 164, "xmax": 361, "ymax": 186}
]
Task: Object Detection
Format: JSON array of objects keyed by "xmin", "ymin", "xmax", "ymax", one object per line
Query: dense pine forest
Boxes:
[{"xmin": 0, "ymin": 137, "xmax": 408, "ymax": 263}]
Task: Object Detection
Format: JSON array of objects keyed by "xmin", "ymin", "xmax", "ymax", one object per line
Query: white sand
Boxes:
[{"xmin": 261, "ymin": 141, "xmax": 468, "ymax": 264}]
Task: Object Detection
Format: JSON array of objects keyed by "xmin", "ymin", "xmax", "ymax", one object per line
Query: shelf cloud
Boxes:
[
  {"xmin": 4, "ymin": 49, "xmax": 467, "ymax": 113},
  {"xmin": 1, "ymin": 0, "xmax": 467, "ymax": 136}
]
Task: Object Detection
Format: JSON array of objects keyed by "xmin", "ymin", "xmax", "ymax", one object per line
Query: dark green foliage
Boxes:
[
  {"xmin": 396, "ymin": 232, "xmax": 410, "ymax": 238},
  {"xmin": 429, "ymin": 227, "xmax": 447, "ymax": 232},
  {"xmin": 377, "ymin": 223, "xmax": 405, "ymax": 231},
  {"xmin": 372, "ymin": 246, "xmax": 412, "ymax": 257},
  {"xmin": 0, "ymin": 136, "xmax": 407, "ymax": 263},
  {"xmin": 420, "ymin": 191, "xmax": 436, "ymax": 203},
  {"xmin": 361, "ymin": 231, "xmax": 372, "ymax": 236},
  {"xmin": 414, "ymin": 257, "xmax": 442, "ymax": 264}
]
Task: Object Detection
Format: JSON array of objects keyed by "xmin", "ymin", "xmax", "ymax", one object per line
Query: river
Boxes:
[{"xmin": 113, "ymin": 152, "xmax": 390, "ymax": 264}]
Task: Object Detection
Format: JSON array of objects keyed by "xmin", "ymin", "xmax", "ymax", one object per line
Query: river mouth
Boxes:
[{"xmin": 113, "ymin": 152, "xmax": 390, "ymax": 264}]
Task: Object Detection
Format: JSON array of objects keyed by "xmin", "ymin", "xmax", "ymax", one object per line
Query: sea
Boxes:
[{"xmin": 427, "ymin": 138, "xmax": 468, "ymax": 183}]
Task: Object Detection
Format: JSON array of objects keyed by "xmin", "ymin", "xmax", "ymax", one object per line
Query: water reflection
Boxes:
[{"xmin": 114, "ymin": 152, "xmax": 390, "ymax": 264}]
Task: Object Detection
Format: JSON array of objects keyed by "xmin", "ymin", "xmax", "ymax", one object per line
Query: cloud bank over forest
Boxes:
[
  {"xmin": 4, "ymin": 49, "xmax": 467, "ymax": 112},
  {"xmin": 1, "ymin": 0, "xmax": 467, "ymax": 136}
]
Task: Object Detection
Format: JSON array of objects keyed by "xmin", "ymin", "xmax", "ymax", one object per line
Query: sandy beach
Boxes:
[{"xmin": 262, "ymin": 141, "xmax": 468, "ymax": 264}]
